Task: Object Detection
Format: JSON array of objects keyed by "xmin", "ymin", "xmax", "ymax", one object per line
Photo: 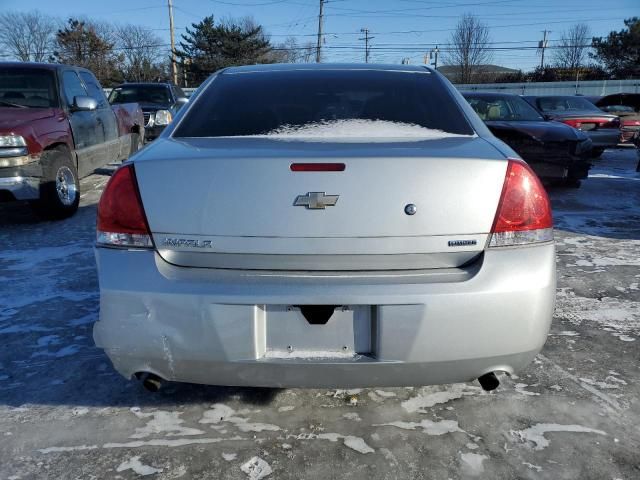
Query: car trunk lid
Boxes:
[{"xmin": 134, "ymin": 136, "xmax": 507, "ymax": 270}]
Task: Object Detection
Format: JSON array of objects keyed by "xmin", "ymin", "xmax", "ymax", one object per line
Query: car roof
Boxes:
[
  {"xmin": 113, "ymin": 82, "xmax": 174, "ymax": 87},
  {"xmin": 524, "ymin": 95, "xmax": 584, "ymax": 99},
  {"xmin": 0, "ymin": 61, "xmax": 61, "ymax": 71},
  {"xmin": 221, "ymin": 63, "xmax": 433, "ymax": 74},
  {"xmin": 0, "ymin": 62, "xmax": 103, "ymax": 78},
  {"xmin": 597, "ymin": 93, "xmax": 640, "ymax": 109},
  {"xmin": 461, "ymin": 92, "xmax": 519, "ymax": 98}
]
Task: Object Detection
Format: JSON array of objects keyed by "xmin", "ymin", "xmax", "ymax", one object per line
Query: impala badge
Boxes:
[
  {"xmin": 163, "ymin": 238, "xmax": 213, "ymax": 248},
  {"xmin": 294, "ymin": 192, "xmax": 339, "ymax": 209},
  {"xmin": 448, "ymin": 239, "xmax": 477, "ymax": 247}
]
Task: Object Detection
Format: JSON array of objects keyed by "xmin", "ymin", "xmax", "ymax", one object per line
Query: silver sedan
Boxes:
[{"xmin": 93, "ymin": 64, "xmax": 555, "ymax": 391}]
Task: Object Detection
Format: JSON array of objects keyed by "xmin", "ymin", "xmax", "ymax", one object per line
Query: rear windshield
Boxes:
[
  {"xmin": 535, "ymin": 96, "xmax": 600, "ymax": 113},
  {"xmin": 465, "ymin": 95, "xmax": 543, "ymax": 121},
  {"xmin": 109, "ymin": 85, "xmax": 172, "ymax": 105},
  {"xmin": 0, "ymin": 68, "xmax": 58, "ymax": 108},
  {"xmin": 600, "ymin": 105, "xmax": 635, "ymax": 113},
  {"xmin": 173, "ymin": 70, "xmax": 474, "ymax": 137}
]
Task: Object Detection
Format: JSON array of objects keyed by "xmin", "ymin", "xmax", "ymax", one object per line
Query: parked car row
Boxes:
[
  {"xmin": 462, "ymin": 93, "xmax": 592, "ymax": 187},
  {"xmin": 0, "ymin": 62, "xmax": 188, "ymax": 218},
  {"xmin": 0, "ymin": 60, "xmax": 636, "ymax": 220},
  {"xmin": 463, "ymin": 91, "xmax": 637, "ymax": 187},
  {"xmin": 592, "ymin": 93, "xmax": 640, "ymax": 143},
  {"xmin": 522, "ymin": 95, "xmax": 621, "ymax": 157}
]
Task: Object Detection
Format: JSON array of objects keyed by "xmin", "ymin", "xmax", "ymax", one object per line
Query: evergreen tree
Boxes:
[
  {"xmin": 591, "ymin": 18, "xmax": 640, "ymax": 78},
  {"xmin": 176, "ymin": 15, "xmax": 273, "ymax": 85}
]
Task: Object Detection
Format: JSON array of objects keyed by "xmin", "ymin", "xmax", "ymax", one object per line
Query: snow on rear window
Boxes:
[{"xmin": 254, "ymin": 119, "xmax": 472, "ymax": 142}]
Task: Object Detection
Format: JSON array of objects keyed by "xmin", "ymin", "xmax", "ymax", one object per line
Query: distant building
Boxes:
[{"xmin": 437, "ymin": 64, "xmax": 520, "ymax": 84}]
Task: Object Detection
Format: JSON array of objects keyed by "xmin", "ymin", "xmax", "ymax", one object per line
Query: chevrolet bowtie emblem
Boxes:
[{"xmin": 294, "ymin": 192, "xmax": 339, "ymax": 209}]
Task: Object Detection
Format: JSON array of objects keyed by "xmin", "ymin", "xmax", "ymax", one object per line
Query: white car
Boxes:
[{"xmin": 93, "ymin": 64, "xmax": 555, "ymax": 391}]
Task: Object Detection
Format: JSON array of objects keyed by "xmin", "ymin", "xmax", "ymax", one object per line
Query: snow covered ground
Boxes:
[{"xmin": 0, "ymin": 150, "xmax": 639, "ymax": 479}]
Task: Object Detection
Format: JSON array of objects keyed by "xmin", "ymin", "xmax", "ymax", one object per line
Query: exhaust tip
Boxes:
[
  {"xmin": 136, "ymin": 372, "xmax": 164, "ymax": 392},
  {"xmin": 477, "ymin": 372, "xmax": 500, "ymax": 391}
]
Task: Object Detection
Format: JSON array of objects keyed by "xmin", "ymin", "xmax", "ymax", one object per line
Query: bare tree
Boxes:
[
  {"xmin": 271, "ymin": 37, "xmax": 317, "ymax": 63},
  {"xmin": 270, "ymin": 36, "xmax": 301, "ymax": 63},
  {"xmin": 553, "ymin": 23, "xmax": 591, "ymax": 77},
  {"xmin": 301, "ymin": 42, "xmax": 316, "ymax": 63},
  {"xmin": 116, "ymin": 24, "xmax": 165, "ymax": 81},
  {"xmin": 0, "ymin": 11, "xmax": 56, "ymax": 62},
  {"xmin": 443, "ymin": 14, "xmax": 493, "ymax": 84}
]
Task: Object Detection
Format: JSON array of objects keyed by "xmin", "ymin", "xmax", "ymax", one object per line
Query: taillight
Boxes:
[
  {"xmin": 562, "ymin": 117, "xmax": 621, "ymax": 130},
  {"xmin": 560, "ymin": 118, "xmax": 578, "ymax": 128},
  {"xmin": 489, "ymin": 159, "xmax": 553, "ymax": 247},
  {"xmin": 96, "ymin": 164, "xmax": 153, "ymax": 248}
]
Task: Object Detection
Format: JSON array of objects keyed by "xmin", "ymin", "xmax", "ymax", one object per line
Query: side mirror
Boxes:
[
  {"xmin": 175, "ymin": 97, "xmax": 189, "ymax": 109},
  {"xmin": 72, "ymin": 95, "xmax": 97, "ymax": 112}
]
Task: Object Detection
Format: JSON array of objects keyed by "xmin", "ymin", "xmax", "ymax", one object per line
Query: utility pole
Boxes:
[
  {"xmin": 316, "ymin": 0, "xmax": 324, "ymax": 63},
  {"xmin": 168, "ymin": 0, "xmax": 178, "ymax": 84},
  {"xmin": 430, "ymin": 45, "xmax": 439, "ymax": 70},
  {"xmin": 538, "ymin": 30, "xmax": 550, "ymax": 69},
  {"xmin": 359, "ymin": 28, "xmax": 373, "ymax": 63}
]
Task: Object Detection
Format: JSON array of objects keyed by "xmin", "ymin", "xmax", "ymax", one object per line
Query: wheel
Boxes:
[
  {"xmin": 30, "ymin": 147, "xmax": 80, "ymax": 219},
  {"xmin": 130, "ymin": 131, "xmax": 144, "ymax": 156}
]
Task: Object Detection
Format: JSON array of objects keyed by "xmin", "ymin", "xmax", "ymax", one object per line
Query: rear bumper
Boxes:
[
  {"xmin": 93, "ymin": 242, "xmax": 556, "ymax": 388},
  {"xmin": 510, "ymin": 139, "xmax": 592, "ymax": 181},
  {"xmin": 584, "ymin": 129, "xmax": 620, "ymax": 148},
  {"xmin": 530, "ymin": 162, "xmax": 569, "ymax": 180}
]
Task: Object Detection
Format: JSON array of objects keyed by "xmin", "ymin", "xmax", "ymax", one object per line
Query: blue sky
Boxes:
[{"xmin": 4, "ymin": 0, "xmax": 638, "ymax": 70}]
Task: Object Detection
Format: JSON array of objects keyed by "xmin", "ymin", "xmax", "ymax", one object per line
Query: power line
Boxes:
[
  {"xmin": 264, "ymin": 16, "xmax": 625, "ymax": 37},
  {"xmin": 0, "ymin": 41, "xmax": 603, "ymax": 59},
  {"xmin": 325, "ymin": 0, "xmax": 527, "ymax": 16},
  {"xmin": 208, "ymin": 0, "xmax": 298, "ymax": 6}
]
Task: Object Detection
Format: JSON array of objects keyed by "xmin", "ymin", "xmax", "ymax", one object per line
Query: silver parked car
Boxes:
[{"xmin": 93, "ymin": 64, "xmax": 555, "ymax": 391}]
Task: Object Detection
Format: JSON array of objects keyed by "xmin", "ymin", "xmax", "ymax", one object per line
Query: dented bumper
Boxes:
[{"xmin": 93, "ymin": 243, "xmax": 556, "ymax": 388}]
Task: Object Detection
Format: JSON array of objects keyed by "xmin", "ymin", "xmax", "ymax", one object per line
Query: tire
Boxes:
[
  {"xmin": 30, "ymin": 147, "xmax": 80, "ymax": 219},
  {"xmin": 130, "ymin": 131, "xmax": 144, "ymax": 156}
]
